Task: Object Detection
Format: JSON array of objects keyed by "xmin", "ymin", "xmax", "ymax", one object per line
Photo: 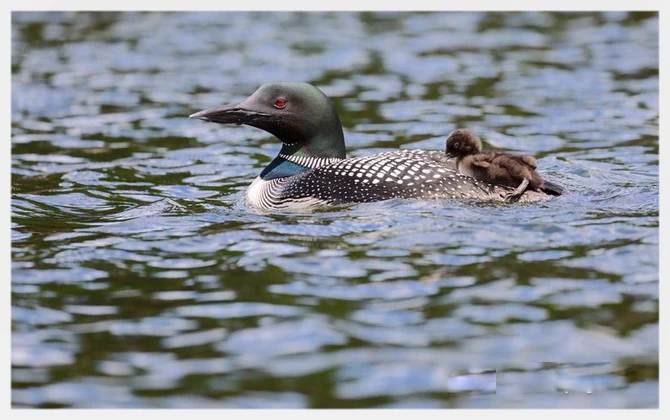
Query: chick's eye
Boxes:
[{"xmin": 273, "ymin": 98, "xmax": 287, "ymax": 109}]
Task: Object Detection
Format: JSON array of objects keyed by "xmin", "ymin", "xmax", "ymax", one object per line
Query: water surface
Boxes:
[{"xmin": 11, "ymin": 11, "xmax": 658, "ymax": 408}]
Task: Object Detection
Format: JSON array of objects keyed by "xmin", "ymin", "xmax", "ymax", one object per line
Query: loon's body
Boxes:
[
  {"xmin": 445, "ymin": 128, "xmax": 563, "ymax": 203},
  {"xmin": 190, "ymin": 82, "xmax": 562, "ymax": 211},
  {"xmin": 245, "ymin": 149, "xmax": 516, "ymax": 210}
]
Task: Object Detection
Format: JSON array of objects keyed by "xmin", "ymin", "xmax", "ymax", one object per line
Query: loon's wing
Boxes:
[{"xmin": 281, "ymin": 150, "xmax": 499, "ymax": 204}]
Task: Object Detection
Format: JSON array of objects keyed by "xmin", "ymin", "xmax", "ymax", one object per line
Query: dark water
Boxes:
[{"xmin": 11, "ymin": 12, "xmax": 658, "ymax": 408}]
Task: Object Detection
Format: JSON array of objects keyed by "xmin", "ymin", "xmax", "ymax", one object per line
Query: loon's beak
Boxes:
[{"xmin": 189, "ymin": 102, "xmax": 271, "ymax": 126}]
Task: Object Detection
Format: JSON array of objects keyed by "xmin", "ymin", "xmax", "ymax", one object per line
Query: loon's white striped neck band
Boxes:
[{"xmin": 279, "ymin": 153, "xmax": 344, "ymax": 169}]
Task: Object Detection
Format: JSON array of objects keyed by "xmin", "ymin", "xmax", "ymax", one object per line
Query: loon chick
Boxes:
[
  {"xmin": 190, "ymin": 82, "xmax": 562, "ymax": 211},
  {"xmin": 445, "ymin": 128, "xmax": 563, "ymax": 202}
]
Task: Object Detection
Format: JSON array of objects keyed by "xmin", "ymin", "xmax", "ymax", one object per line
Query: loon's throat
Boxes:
[
  {"xmin": 278, "ymin": 153, "xmax": 344, "ymax": 170},
  {"xmin": 259, "ymin": 156, "xmax": 309, "ymax": 180},
  {"xmin": 279, "ymin": 131, "xmax": 346, "ymax": 160},
  {"xmin": 259, "ymin": 150, "xmax": 345, "ymax": 181},
  {"xmin": 277, "ymin": 143, "xmax": 344, "ymax": 169}
]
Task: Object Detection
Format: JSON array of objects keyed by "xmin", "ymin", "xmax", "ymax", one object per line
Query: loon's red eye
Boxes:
[{"xmin": 273, "ymin": 98, "xmax": 287, "ymax": 109}]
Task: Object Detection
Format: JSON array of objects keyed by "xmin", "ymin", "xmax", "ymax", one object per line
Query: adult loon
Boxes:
[
  {"xmin": 445, "ymin": 128, "xmax": 564, "ymax": 203},
  {"xmin": 190, "ymin": 82, "xmax": 562, "ymax": 211}
]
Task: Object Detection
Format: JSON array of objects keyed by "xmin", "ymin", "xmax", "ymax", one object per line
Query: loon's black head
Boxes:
[
  {"xmin": 445, "ymin": 128, "xmax": 483, "ymax": 159},
  {"xmin": 190, "ymin": 82, "xmax": 346, "ymax": 159}
]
